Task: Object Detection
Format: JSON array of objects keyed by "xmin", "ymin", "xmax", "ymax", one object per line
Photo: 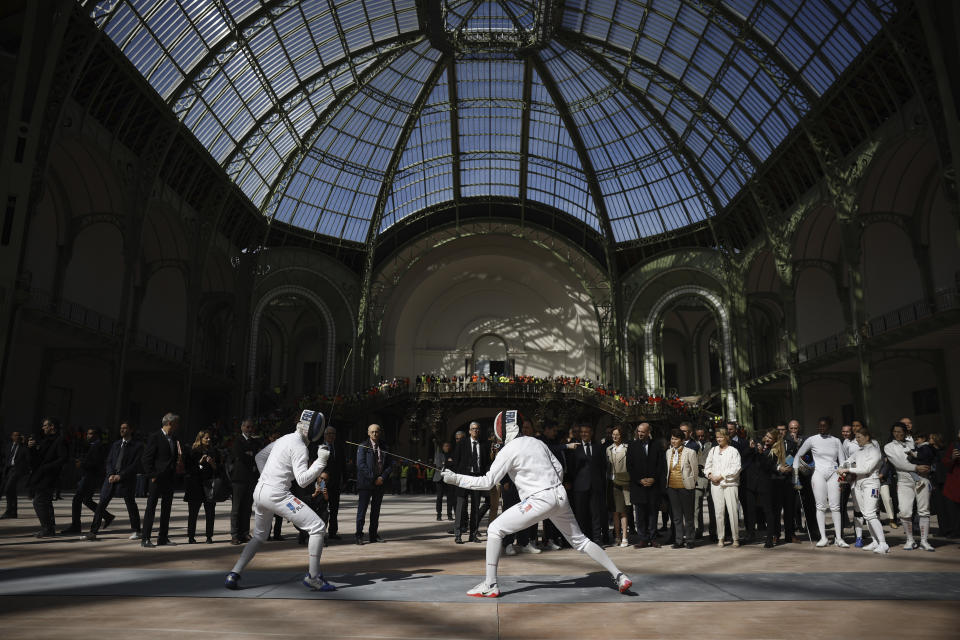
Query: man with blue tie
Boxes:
[
  {"xmin": 355, "ymin": 423, "xmax": 392, "ymax": 544},
  {"xmin": 85, "ymin": 422, "xmax": 143, "ymax": 541}
]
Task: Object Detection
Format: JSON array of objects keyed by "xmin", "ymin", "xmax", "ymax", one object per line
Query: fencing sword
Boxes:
[
  {"xmin": 345, "ymin": 439, "xmax": 443, "ymax": 474},
  {"xmin": 794, "ymin": 478, "xmax": 816, "ymax": 544},
  {"xmin": 325, "ymin": 346, "xmax": 354, "ymax": 422}
]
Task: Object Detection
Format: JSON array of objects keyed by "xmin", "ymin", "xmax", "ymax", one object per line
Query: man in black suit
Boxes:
[
  {"xmin": 453, "ymin": 421, "xmax": 489, "ymax": 543},
  {"xmin": 86, "ymin": 422, "xmax": 143, "ymax": 541},
  {"xmin": 28, "ymin": 418, "xmax": 69, "ymax": 537},
  {"xmin": 1, "ymin": 431, "xmax": 28, "ymax": 518},
  {"xmin": 355, "ymin": 423, "xmax": 393, "ymax": 544},
  {"xmin": 626, "ymin": 422, "xmax": 665, "ymax": 548},
  {"xmin": 317, "ymin": 424, "xmax": 344, "ymax": 539},
  {"xmin": 566, "ymin": 423, "xmax": 607, "ymax": 544},
  {"xmin": 230, "ymin": 419, "xmax": 261, "ymax": 545},
  {"xmin": 62, "ymin": 428, "xmax": 111, "ymax": 534},
  {"xmin": 140, "ymin": 412, "xmax": 183, "ymax": 547}
]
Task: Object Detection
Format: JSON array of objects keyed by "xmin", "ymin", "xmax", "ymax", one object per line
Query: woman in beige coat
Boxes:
[
  {"xmin": 606, "ymin": 426, "xmax": 631, "ymax": 547},
  {"xmin": 664, "ymin": 428, "xmax": 698, "ymax": 548}
]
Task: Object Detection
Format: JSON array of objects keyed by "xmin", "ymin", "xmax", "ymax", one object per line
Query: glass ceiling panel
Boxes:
[
  {"xmin": 275, "ymin": 41, "xmax": 440, "ymax": 240},
  {"xmin": 381, "ymin": 69, "xmax": 454, "ymax": 232},
  {"xmin": 86, "ymin": 0, "xmax": 892, "ymax": 245}
]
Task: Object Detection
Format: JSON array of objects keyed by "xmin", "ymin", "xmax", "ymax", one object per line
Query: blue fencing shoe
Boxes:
[{"xmin": 225, "ymin": 572, "xmax": 241, "ymax": 590}]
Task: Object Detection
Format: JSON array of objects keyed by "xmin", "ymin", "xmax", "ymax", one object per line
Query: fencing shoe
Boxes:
[
  {"xmin": 224, "ymin": 572, "xmax": 241, "ymax": 590},
  {"xmin": 615, "ymin": 573, "xmax": 633, "ymax": 593},
  {"xmin": 467, "ymin": 581, "xmax": 500, "ymax": 598},
  {"xmin": 504, "ymin": 544, "xmax": 517, "ymax": 556},
  {"xmin": 544, "ymin": 539, "xmax": 562, "ymax": 551},
  {"xmin": 834, "ymin": 537, "xmax": 850, "ymax": 548},
  {"xmin": 863, "ymin": 540, "xmax": 878, "ymax": 551},
  {"xmin": 903, "ymin": 539, "xmax": 917, "ymax": 551},
  {"xmin": 816, "ymin": 537, "xmax": 829, "ymax": 547},
  {"xmin": 518, "ymin": 542, "xmax": 541, "ymax": 554},
  {"xmin": 873, "ymin": 543, "xmax": 890, "ymax": 554},
  {"xmin": 303, "ymin": 573, "xmax": 336, "ymax": 592},
  {"xmin": 854, "ymin": 537, "xmax": 864, "ymax": 548},
  {"xmin": 919, "ymin": 539, "xmax": 935, "ymax": 552}
]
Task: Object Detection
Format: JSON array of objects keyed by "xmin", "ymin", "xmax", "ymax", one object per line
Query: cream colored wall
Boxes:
[{"xmin": 380, "ymin": 234, "xmax": 601, "ymax": 379}]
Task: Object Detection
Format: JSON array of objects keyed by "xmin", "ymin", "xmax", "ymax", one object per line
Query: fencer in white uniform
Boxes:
[
  {"xmin": 225, "ymin": 409, "xmax": 333, "ymax": 591},
  {"xmin": 441, "ymin": 410, "xmax": 632, "ymax": 598},
  {"xmin": 884, "ymin": 422, "xmax": 934, "ymax": 551},
  {"xmin": 793, "ymin": 418, "xmax": 848, "ymax": 547},
  {"xmin": 838, "ymin": 427, "xmax": 889, "ymax": 554}
]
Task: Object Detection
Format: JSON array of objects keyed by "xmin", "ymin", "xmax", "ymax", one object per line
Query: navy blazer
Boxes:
[
  {"xmin": 104, "ymin": 438, "xmax": 143, "ymax": 490},
  {"xmin": 565, "ymin": 440, "xmax": 606, "ymax": 492},
  {"xmin": 356, "ymin": 439, "xmax": 393, "ymax": 491}
]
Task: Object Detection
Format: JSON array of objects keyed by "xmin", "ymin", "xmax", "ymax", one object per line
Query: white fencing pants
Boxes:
[
  {"xmin": 897, "ymin": 476, "xmax": 930, "ymax": 519},
  {"xmin": 231, "ymin": 483, "xmax": 327, "ymax": 577},
  {"xmin": 483, "ymin": 487, "xmax": 621, "ymax": 585},
  {"xmin": 812, "ymin": 469, "xmax": 842, "ymax": 540},
  {"xmin": 710, "ymin": 484, "xmax": 739, "ymax": 542}
]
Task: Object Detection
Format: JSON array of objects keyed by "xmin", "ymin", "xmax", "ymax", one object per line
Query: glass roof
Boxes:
[{"xmin": 83, "ymin": 0, "xmax": 889, "ymax": 244}]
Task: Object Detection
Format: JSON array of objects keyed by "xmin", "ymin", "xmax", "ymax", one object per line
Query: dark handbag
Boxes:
[{"xmin": 204, "ymin": 476, "xmax": 231, "ymax": 502}]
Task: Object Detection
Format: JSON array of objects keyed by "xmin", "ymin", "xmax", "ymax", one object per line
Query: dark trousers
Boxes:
[
  {"xmin": 797, "ymin": 475, "xmax": 820, "ymax": 540},
  {"xmin": 667, "ymin": 487, "xmax": 695, "ymax": 542},
  {"xmin": 141, "ymin": 478, "xmax": 173, "ymax": 541},
  {"xmin": 840, "ymin": 482, "xmax": 853, "ymax": 529},
  {"xmin": 769, "ymin": 480, "xmax": 795, "ymax": 540},
  {"xmin": 572, "ymin": 488, "xmax": 605, "ymax": 541},
  {"xmin": 455, "ymin": 487, "xmax": 482, "ymax": 535},
  {"xmin": 633, "ymin": 499, "xmax": 658, "ymax": 541},
  {"xmin": 91, "ymin": 482, "xmax": 140, "ymax": 534},
  {"xmin": 32, "ymin": 486, "xmax": 56, "ymax": 533},
  {"xmin": 356, "ymin": 484, "xmax": 386, "ymax": 537},
  {"xmin": 272, "ymin": 515, "xmax": 283, "ymax": 538},
  {"xmin": 543, "ymin": 516, "xmax": 562, "ymax": 544},
  {"xmin": 323, "ymin": 487, "xmax": 341, "ymax": 535},
  {"xmin": 739, "ymin": 483, "xmax": 759, "ymax": 539},
  {"xmin": 2, "ymin": 471, "xmax": 22, "ymax": 516},
  {"xmin": 187, "ymin": 500, "xmax": 215, "ymax": 539},
  {"xmin": 230, "ymin": 481, "xmax": 254, "ymax": 539},
  {"xmin": 71, "ymin": 475, "xmax": 106, "ymax": 528},
  {"xmin": 435, "ymin": 482, "xmax": 453, "ymax": 516}
]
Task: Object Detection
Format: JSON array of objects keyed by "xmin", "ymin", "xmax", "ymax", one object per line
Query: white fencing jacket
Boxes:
[
  {"xmin": 447, "ymin": 436, "xmax": 564, "ymax": 501},
  {"xmin": 257, "ymin": 433, "xmax": 324, "ymax": 491}
]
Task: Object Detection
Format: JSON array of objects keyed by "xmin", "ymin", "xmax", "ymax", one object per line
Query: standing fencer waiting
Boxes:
[
  {"xmin": 225, "ymin": 409, "xmax": 333, "ymax": 591},
  {"xmin": 838, "ymin": 426, "xmax": 889, "ymax": 554},
  {"xmin": 793, "ymin": 416, "xmax": 847, "ymax": 547},
  {"xmin": 442, "ymin": 409, "xmax": 632, "ymax": 598}
]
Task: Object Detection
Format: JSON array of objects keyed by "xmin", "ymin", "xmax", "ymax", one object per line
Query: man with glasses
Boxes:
[
  {"xmin": 626, "ymin": 422, "xmax": 665, "ymax": 548},
  {"xmin": 355, "ymin": 424, "xmax": 393, "ymax": 545}
]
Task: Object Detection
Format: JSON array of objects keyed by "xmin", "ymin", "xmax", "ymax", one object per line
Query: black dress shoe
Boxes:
[
  {"xmin": 372, "ymin": 534, "xmax": 385, "ymax": 543},
  {"xmin": 764, "ymin": 538, "xmax": 775, "ymax": 548},
  {"xmin": 188, "ymin": 537, "xmax": 198, "ymax": 544},
  {"xmin": 455, "ymin": 535, "xmax": 464, "ymax": 544},
  {"xmin": 685, "ymin": 541, "xmax": 695, "ymax": 549},
  {"xmin": 141, "ymin": 539, "xmax": 155, "ymax": 548},
  {"xmin": 447, "ymin": 514, "xmax": 454, "ymax": 521},
  {"xmin": 231, "ymin": 538, "xmax": 243, "ymax": 545},
  {"xmin": 206, "ymin": 537, "xmax": 214, "ymax": 544},
  {"xmin": 437, "ymin": 514, "xmax": 443, "ymax": 521},
  {"xmin": 355, "ymin": 535, "xmax": 364, "ymax": 545},
  {"xmin": 35, "ymin": 530, "xmax": 55, "ymax": 538},
  {"xmin": 671, "ymin": 542, "xmax": 682, "ymax": 549},
  {"xmin": 157, "ymin": 538, "xmax": 176, "ymax": 546},
  {"xmin": 328, "ymin": 533, "xmax": 341, "ymax": 540}
]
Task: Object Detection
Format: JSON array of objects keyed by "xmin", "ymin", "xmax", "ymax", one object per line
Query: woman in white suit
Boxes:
[
  {"xmin": 704, "ymin": 430, "xmax": 742, "ymax": 547},
  {"xmin": 664, "ymin": 428, "xmax": 698, "ymax": 548}
]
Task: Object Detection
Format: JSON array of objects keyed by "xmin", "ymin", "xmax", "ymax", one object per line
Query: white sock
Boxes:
[
  {"xmin": 816, "ymin": 510, "xmax": 827, "ymax": 541},
  {"xmin": 308, "ymin": 533, "xmax": 324, "ymax": 577},
  {"xmin": 485, "ymin": 539, "xmax": 502, "ymax": 585},
  {"xmin": 867, "ymin": 518, "xmax": 886, "ymax": 548},
  {"xmin": 231, "ymin": 537, "xmax": 263, "ymax": 575},
  {"xmin": 854, "ymin": 517, "xmax": 863, "ymax": 539},
  {"xmin": 583, "ymin": 540, "xmax": 620, "ymax": 579},
  {"xmin": 829, "ymin": 508, "xmax": 843, "ymax": 539},
  {"xmin": 919, "ymin": 516, "xmax": 930, "ymax": 542}
]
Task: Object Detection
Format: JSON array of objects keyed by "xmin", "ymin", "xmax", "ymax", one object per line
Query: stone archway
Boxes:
[
  {"xmin": 247, "ymin": 285, "xmax": 336, "ymax": 416},
  {"xmin": 643, "ymin": 285, "xmax": 736, "ymax": 420}
]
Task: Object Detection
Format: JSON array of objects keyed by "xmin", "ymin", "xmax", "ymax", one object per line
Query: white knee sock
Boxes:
[
  {"xmin": 854, "ymin": 516, "xmax": 864, "ymax": 539},
  {"xmin": 485, "ymin": 539, "xmax": 503, "ymax": 585},
  {"xmin": 816, "ymin": 510, "xmax": 827, "ymax": 540},
  {"xmin": 904, "ymin": 516, "xmax": 915, "ymax": 542},
  {"xmin": 308, "ymin": 533, "xmax": 324, "ymax": 577},
  {"xmin": 919, "ymin": 516, "xmax": 930, "ymax": 542},
  {"xmin": 867, "ymin": 518, "xmax": 886, "ymax": 547},
  {"xmin": 829, "ymin": 508, "xmax": 843, "ymax": 539},
  {"xmin": 231, "ymin": 537, "xmax": 263, "ymax": 574},
  {"xmin": 582, "ymin": 540, "xmax": 620, "ymax": 579}
]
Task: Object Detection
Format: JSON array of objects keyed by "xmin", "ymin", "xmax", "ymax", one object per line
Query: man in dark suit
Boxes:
[
  {"xmin": 230, "ymin": 419, "xmax": 262, "ymax": 545},
  {"xmin": 28, "ymin": 418, "xmax": 69, "ymax": 537},
  {"xmin": 355, "ymin": 423, "xmax": 393, "ymax": 544},
  {"xmin": 453, "ymin": 421, "xmax": 489, "ymax": 543},
  {"xmin": 317, "ymin": 424, "xmax": 344, "ymax": 539},
  {"xmin": 86, "ymin": 422, "xmax": 143, "ymax": 540},
  {"xmin": 62, "ymin": 428, "xmax": 111, "ymax": 534},
  {"xmin": 140, "ymin": 412, "xmax": 183, "ymax": 547},
  {"xmin": 626, "ymin": 422, "xmax": 665, "ymax": 548},
  {"xmin": 566, "ymin": 423, "xmax": 607, "ymax": 544},
  {"xmin": 1, "ymin": 431, "xmax": 28, "ymax": 518}
]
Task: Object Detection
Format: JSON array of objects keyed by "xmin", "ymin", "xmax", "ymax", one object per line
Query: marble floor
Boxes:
[{"xmin": 1, "ymin": 493, "xmax": 958, "ymax": 639}]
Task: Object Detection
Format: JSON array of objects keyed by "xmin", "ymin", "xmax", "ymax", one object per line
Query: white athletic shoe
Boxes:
[
  {"xmin": 518, "ymin": 542, "xmax": 541, "ymax": 554},
  {"xmin": 129, "ymin": 532, "xmax": 140, "ymax": 540},
  {"xmin": 919, "ymin": 539, "xmax": 935, "ymax": 552},
  {"xmin": 544, "ymin": 540, "xmax": 561, "ymax": 551},
  {"xmin": 834, "ymin": 537, "xmax": 850, "ymax": 548},
  {"xmin": 873, "ymin": 543, "xmax": 890, "ymax": 554},
  {"xmin": 467, "ymin": 581, "xmax": 500, "ymax": 598},
  {"xmin": 619, "ymin": 538, "xmax": 629, "ymax": 548},
  {"xmin": 302, "ymin": 573, "xmax": 336, "ymax": 592},
  {"xmin": 903, "ymin": 539, "xmax": 917, "ymax": 551},
  {"xmin": 816, "ymin": 537, "xmax": 829, "ymax": 547},
  {"xmin": 863, "ymin": 540, "xmax": 878, "ymax": 551},
  {"xmin": 504, "ymin": 544, "xmax": 517, "ymax": 556},
  {"xmin": 615, "ymin": 572, "xmax": 633, "ymax": 593}
]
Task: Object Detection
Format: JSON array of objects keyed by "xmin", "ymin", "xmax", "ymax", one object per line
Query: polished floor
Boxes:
[{"xmin": 1, "ymin": 492, "xmax": 958, "ymax": 639}]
